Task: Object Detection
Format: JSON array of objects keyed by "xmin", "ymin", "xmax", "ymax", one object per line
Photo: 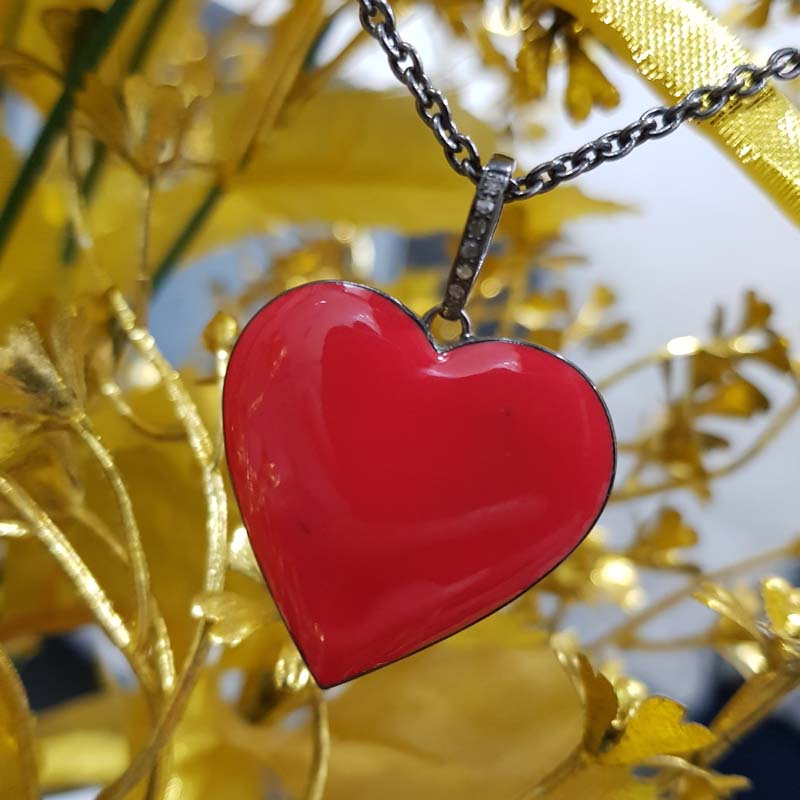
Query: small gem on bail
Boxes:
[
  {"xmin": 475, "ymin": 198, "xmax": 495, "ymax": 215},
  {"xmin": 468, "ymin": 217, "xmax": 488, "ymax": 236},
  {"xmin": 447, "ymin": 284, "xmax": 466, "ymax": 299},
  {"xmin": 455, "ymin": 263, "xmax": 474, "ymax": 280}
]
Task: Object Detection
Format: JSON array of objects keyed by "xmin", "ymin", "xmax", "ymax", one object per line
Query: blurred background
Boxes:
[{"xmin": 0, "ymin": 0, "xmax": 799, "ymax": 798}]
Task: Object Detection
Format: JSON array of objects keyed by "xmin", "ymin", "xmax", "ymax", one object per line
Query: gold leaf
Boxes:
[
  {"xmin": 748, "ymin": 337, "xmax": 792, "ymax": 373},
  {"xmin": 39, "ymin": 731, "xmax": 129, "ymax": 791},
  {"xmin": 41, "ymin": 7, "xmax": 103, "ymax": 69},
  {"xmin": 627, "ymin": 508, "xmax": 699, "ymax": 570},
  {"xmin": 585, "ymin": 321, "xmax": 630, "ymax": 349},
  {"xmin": 694, "ymin": 378, "xmax": 770, "ymax": 418},
  {"xmin": 577, "ymin": 654, "xmax": 618, "ymax": 754},
  {"xmin": 708, "ymin": 670, "xmax": 785, "ymax": 743},
  {"xmin": 600, "ymin": 697, "xmax": 715, "ymax": 765},
  {"xmin": 228, "ymin": 524, "xmax": 262, "ymax": 582},
  {"xmin": 761, "ymin": 577, "xmax": 800, "ymax": 639},
  {"xmin": 75, "ymin": 73, "xmax": 130, "ymax": 161},
  {"xmin": 691, "ymin": 351, "xmax": 729, "ymax": 389},
  {"xmin": 513, "ymin": 290, "xmax": 569, "ymax": 330},
  {"xmin": 234, "ymin": 89, "xmax": 496, "ymax": 234},
  {"xmin": 0, "ymin": 322, "xmax": 76, "ymax": 419},
  {"xmin": 191, "ymin": 590, "xmax": 273, "ymax": 646},
  {"xmin": 742, "ymin": 0, "xmax": 772, "ymax": 27},
  {"xmin": 515, "ymin": 26, "xmax": 556, "ymax": 100},
  {"xmin": 475, "ymin": 27, "xmax": 513, "ymax": 73},
  {"xmin": 528, "ymin": 328, "xmax": 565, "ymax": 351},
  {"xmin": 383, "ymin": 269, "xmax": 443, "ymax": 318},
  {"xmin": 545, "ymin": 764, "xmax": 658, "ymax": 800},
  {"xmin": 565, "ymin": 42, "xmax": 620, "ymax": 121},
  {"xmin": 123, "ymin": 76, "xmax": 188, "ymax": 173},
  {"xmin": 3, "ymin": 1, "xmax": 202, "ymax": 118},
  {"xmin": 591, "ymin": 555, "xmax": 641, "ymax": 609},
  {"xmin": 243, "ymin": 625, "xmax": 583, "ymax": 800},
  {"xmin": 222, "ymin": 0, "xmax": 326, "ymax": 172},
  {"xmin": 738, "ymin": 290, "xmax": 773, "ymax": 331},
  {"xmin": 680, "ymin": 768, "xmax": 750, "ymax": 800},
  {"xmin": 693, "ymin": 582, "xmax": 762, "ymax": 642},
  {"xmin": 273, "ymin": 641, "xmax": 311, "ymax": 694},
  {"xmin": 447, "ymin": 611, "xmax": 547, "ymax": 650},
  {"xmin": 500, "ymin": 193, "xmax": 627, "ymax": 248},
  {"xmin": 0, "ymin": 48, "xmax": 54, "ymax": 75},
  {"xmin": 539, "ymin": 530, "xmax": 606, "ymax": 603}
]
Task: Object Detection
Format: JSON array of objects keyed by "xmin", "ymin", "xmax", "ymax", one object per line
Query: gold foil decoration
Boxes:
[{"xmin": 560, "ymin": 0, "xmax": 800, "ymax": 225}]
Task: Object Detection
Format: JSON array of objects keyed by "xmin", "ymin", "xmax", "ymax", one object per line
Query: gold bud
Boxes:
[
  {"xmin": 273, "ymin": 642, "xmax": 311, "ymax": 694},
  {"xmin": 203, "ymin": 312, "xmax": 239, "ymax": 353}
]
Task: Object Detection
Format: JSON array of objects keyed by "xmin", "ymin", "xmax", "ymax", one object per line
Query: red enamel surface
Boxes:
[{"xmin": 223, "ymin": 282, "xmax": 614, "ymax": 687}]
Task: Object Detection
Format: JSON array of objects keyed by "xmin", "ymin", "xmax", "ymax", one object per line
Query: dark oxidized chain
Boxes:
[{"xmin": 358, "ymin": 0, "xmax": 800, "ymax": 202}]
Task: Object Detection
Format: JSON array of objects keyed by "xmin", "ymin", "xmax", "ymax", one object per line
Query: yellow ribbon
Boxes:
[{"xmin": 559, "ymin": 0, "xmax": 800, "ymax": 226}]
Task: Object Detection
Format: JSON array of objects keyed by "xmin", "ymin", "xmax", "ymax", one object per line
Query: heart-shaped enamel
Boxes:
[{"xmin": 223, "ymin": 282, "xmax": 615, "ymax": 687}]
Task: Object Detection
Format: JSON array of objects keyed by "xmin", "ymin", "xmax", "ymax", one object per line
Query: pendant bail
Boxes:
[{"xmin": 439, "ymin": 153, "xmax": 515, "ymax": 322}]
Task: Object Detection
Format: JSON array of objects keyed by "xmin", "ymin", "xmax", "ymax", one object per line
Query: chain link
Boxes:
[{"xmin": 358, "ymin": 0, "xmax": 799, "ymax": 201}]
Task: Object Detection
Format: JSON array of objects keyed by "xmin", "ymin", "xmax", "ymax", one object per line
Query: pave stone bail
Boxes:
[{"xmin": 439, "ymin": 154, "xmax": 515, "ymax": 322}]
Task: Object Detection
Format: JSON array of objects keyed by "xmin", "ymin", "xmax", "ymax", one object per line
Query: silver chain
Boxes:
[{"xmin": 358, "ymin": 0, "xmax": 800, "ymax": 201}]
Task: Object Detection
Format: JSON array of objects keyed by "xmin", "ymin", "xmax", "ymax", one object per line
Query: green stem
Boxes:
[
  {"xmin": 126, "ymin": 0, "xmax": 173, "ymax": 72},
  {"xmin": 0, "ymin": 0, "xmax": 136, "ymax": 258},
  {"xmin": 62, "ymin": 0, "xmax": 176, "ymax": 264},
  {"xmin": 0, "ymin": 0, "xmax": 26, "ymax": 104},
  {"xmin": 151, "ymin": 184, "xmax": 222, "ymax": 291},
  {"xmin": 150, "ymin": 5, "xmax": 336, "ymax": 291}
]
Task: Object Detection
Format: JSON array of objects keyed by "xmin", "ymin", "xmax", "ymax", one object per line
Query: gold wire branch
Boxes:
[
  {"xmin": 0, "ymin": 475, "xmax": 162, "ymax": 695},
  {"xmin": 64, "ymin": 123, "xmax": 229, "ymax": 794},
  {"xmin": 98, "ymin": 378, "xmax": 186, "ymax": 440},
  {"xmin": 0, "ymin": 645, "xmax": 38, "ymax": 799},
  {"xmin": 71, "ymin": 417, "xmax": 153, "ymax": 655},
  {"xmin": 586, "ymin": 540, "xmax": 800, "ymax": 653},
  {"xmin": 304, "ymin": 687, "xmax": 331, "ymax": 800}
]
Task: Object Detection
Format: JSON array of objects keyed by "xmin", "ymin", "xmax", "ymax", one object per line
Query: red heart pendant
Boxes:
[{"xmin": 223, "ymin": 281, "xmax": 615, "ymax": 687}]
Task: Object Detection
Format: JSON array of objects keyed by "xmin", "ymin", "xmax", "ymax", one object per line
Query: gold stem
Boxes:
[
  {"xmin": 0, "ymin": 646, "xmax": 38, "ymax": 800},
  {"xmin": 94, "ymin": 292, "xmax": 227, "ymax": 796},
  {"xmin": 232, "ymin": 0, "xmax": 329, "ymax": 173},
  {"xmin": 136, "ymin": 176, "xmax": 154, "ymax": 324},
  {"xmin": 700, "ymin": 670, "xmax": 800, "ymax": 767},
  {"xmin": 611, "ymin": 392, "xmax": 800, "ymax": 503},
  {"xmin": 303, "ymin": 688, "xmax": 331, "ymax": 800},
  {"xmin": 72, "ymin": 417, "xmax": 152, "ymax": 653},
  {"xmin": 65, "ymin": 129, "xmax": 227, "ymax": 598},
  {"xmin": 99, "ymin": 378, "xmax": 186, "ymax": 440},
  {"xmin": 614, "ymin": 633, "xmax": 717, "ymax": 652},
  {"xmin": 597, "ymin": 351, "xmax": 666, "ymax": 391},
  {"xmin": 97, "ymin": 625, "xmax": 213, "ymax": 800},
  {"xmin": 586, "ymin": 541, "xmax": 799, "ymax": 653},
  {"xmin": 108, "ymin": 287, "xmax": 227, "ymax": 584},
  {"xmin": 72, "ymin": 502, "xmax": 175, "ymax": 699},
  {"xmin": 0, "ymin": 475, "xmax": 157, "ymax": 693},
  {"xmin": 71, "ymin": 505, "xmax": 129, "ymax": 562},
  {"xmin": 517, "ymin": 745, "xmax": 585, "ymax": 800},
  {"xmin": 63, "ymin": 127, "xmax": 227, "ymax": 794},
  {"xmin": 210, "ymin": 348, "xmax": 229, "ymax": 468}
]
